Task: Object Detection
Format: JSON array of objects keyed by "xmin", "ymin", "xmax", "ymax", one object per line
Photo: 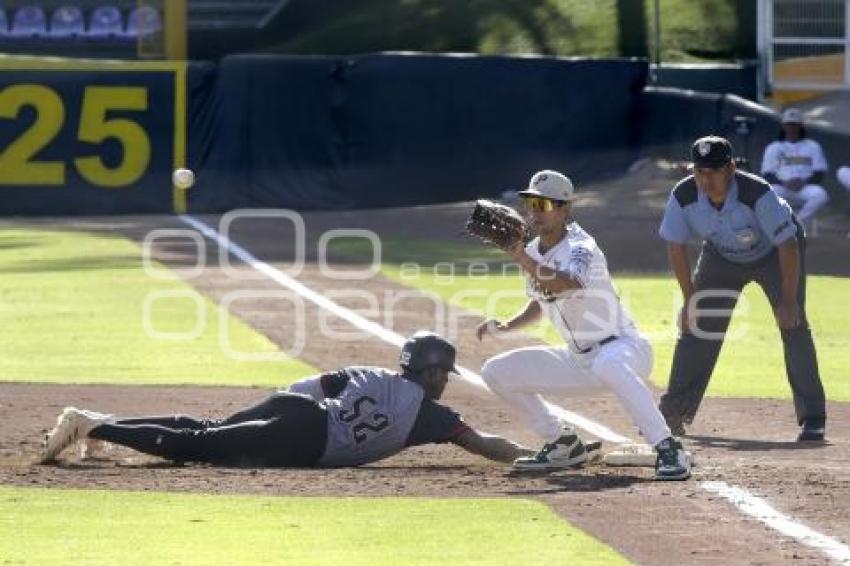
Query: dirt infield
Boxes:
[
  {"xmin": 4, "ymin": 380, "xmax": 848, "ymax": 564},
  {"xmin": 3, "ymin": 169, "xmax": 849, "ymax": 564}
]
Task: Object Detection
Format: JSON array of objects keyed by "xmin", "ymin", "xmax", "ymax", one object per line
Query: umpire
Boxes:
[{"xmin": 657, "ymin": 135, "xmax": 826, "ymax": 442}]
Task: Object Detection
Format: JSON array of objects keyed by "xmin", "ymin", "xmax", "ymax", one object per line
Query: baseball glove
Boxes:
[{"xmin": 465, "ymin": 199, "xmax": 530, "ymax": 251}]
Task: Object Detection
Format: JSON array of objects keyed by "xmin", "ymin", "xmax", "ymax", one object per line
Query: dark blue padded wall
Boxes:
[
  {"xmin": 188, "ymin": 54, "xmax": 649, "ymax": 211},
  {"xmin": 5, "ymin": 53, "xmax": 844, "ymax": 215}
]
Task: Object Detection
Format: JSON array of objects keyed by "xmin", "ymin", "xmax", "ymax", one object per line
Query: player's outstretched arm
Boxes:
[{"xmin": 451, "ymin": 428, "xmax": 534, "ymax": 463}]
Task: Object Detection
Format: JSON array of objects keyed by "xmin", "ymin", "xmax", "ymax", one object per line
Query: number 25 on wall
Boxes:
[{"xmin": 0, "ymin": 84, "xmax": 151, "ymax": 187}]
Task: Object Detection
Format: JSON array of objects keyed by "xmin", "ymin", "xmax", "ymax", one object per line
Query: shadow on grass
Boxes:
[
  {"xmin": 0, "ymin": 226, "xmax": 153, "ymax": 274},
  {"xmin": 0, "ymin": 256, "xmax": 142, "ymax": 274},
  {"xmin": 0, "ymin": 238, "xmax": 38, "ymax": 251}
]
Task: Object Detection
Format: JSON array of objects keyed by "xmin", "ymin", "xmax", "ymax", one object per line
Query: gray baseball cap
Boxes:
[
  {"xmin": 518, "ymin": 170, "xmax": 576, "ymax": 201},
  {"xmin": 781, "ymin": 107, "xmax": 803, "ymax": 124}
]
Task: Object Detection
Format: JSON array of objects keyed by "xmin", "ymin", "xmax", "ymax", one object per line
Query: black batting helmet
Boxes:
[{"xmin": 399, "ymin": 331, "xmax": 458, "ymax": 374}]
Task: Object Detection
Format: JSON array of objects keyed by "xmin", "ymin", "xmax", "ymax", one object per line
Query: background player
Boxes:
[
  {"xmin": 41, "ymin": 332, "xmax": 537, "ymax": 467},
  {"xmin": 761, "ymin": 107, "xmax": 830, "ymax": 226},
  {"xmin": 477, "ymin": 170, "xmax": 690, "ymax": 481}
]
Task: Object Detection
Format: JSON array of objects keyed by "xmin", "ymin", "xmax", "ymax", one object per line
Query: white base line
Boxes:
[
  {"xmin": 702, "ymin": 482, "xmax": 850, "ymax": 563},
  {"xmin": 179, "ymin": 214, "xmax": 847, "ymax": 563}
]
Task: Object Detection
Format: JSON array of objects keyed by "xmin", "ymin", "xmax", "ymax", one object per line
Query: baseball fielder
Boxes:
[
  {"xmin": 477, "ymin": 170, "xmax": 690, "ymax": 480},
  {"xmin": 42, "ymin": 332, "xmax": 537, "ymax": 467},
  {"xmin": 761, "ymin": 107, "xmax": 829, "ymax": 224}
]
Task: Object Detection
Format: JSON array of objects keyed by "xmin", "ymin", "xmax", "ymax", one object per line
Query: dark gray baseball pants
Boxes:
[
  {"xmin": 659, "ymin": 234, "xmax": 825, "ymax": 429},
  {"xmin": 89, "ymin": 392, "xmax": 328, "ymax": 467}
]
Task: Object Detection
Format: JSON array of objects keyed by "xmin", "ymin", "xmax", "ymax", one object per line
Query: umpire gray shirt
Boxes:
[{"xmin": 659, "ymin": 171, "xmax": 797, "ymax": 263}]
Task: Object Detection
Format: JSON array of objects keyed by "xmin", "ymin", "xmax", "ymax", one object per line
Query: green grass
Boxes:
[
  {"xmin": 332, "ymin": 236, "xmax": 850, "ymax": 401},
  {"xmin": 0, "ymin": 486, "xmax": 627, "ymax": 565},
  {"xmin": 0, "ymin": 229, "xmax": 316, "ymax": 387},
  {"xmin": 268, "ymin": 0, "xmax": 749, "ymax": 62}
]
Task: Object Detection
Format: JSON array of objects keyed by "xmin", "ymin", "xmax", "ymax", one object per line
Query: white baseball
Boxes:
[{"xmin": 172, "ymin": 168, "xmax": 195, "ymax": 189}]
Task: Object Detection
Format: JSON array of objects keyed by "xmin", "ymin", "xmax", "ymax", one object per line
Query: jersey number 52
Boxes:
[{"xmin": 339, "ymin": 396, "xmax": 390, "ymax": 443}]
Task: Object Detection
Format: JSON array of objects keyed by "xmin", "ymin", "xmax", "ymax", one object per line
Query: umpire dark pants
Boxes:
[
  {"xmin": 659, "ymin": 230, "xmax": 825, "ymax": 429},
  {"xmin": 90, "ymin": 392, "xmax": 328, "ymax": 467}
]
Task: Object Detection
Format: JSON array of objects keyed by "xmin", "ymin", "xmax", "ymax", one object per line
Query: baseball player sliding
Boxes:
[
  {"xmin": 472, "ymin": 170, "xmax": 690, "ymax": 480},
  {"xmin": 41, "ymin": 332, "xmax": 541, "ymax": 468}
]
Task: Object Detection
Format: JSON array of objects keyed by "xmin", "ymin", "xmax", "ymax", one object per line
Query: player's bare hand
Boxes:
[
  {"xmin": 775, "ymin": 300, "xmax": 802, "ymax": 329},
  {"xmin": 476, "ymin": 319, "xmax": 508, "ymax": 341}
]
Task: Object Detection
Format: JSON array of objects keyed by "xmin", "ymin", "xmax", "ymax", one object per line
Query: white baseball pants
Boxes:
[
  {"xmin": 772, "ymin": 183, "xmax": 829, "ymax": 222},
  {"xmin": 481, "ymin": 335, "xmax": 671, "ymax": 447}
]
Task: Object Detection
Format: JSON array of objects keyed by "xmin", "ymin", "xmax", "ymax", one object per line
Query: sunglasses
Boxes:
[{"xmin": 522, "ymin": 197, "xmax": 566, "ymax": 212}]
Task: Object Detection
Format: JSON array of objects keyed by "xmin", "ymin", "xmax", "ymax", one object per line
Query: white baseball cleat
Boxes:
[
  {"xmin": 512, "ymin": 432, "xmax": 589, "ymax": 471},
  {"xmin": 41, "ymin": 407, "xmax": 112, "ymax": 463}
]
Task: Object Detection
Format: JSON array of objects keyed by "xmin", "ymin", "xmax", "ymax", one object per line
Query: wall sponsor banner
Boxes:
[{"xmin": 0, "ymin": 56, "xmax": 186, "ymax": 215}]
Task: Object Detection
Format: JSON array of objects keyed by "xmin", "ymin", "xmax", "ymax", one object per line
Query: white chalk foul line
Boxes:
[
  {"xmin": 180, "ymin": 214, "xmax": 846, "ymax": 563},
  {"xmin": 178, "ymin": 214, "xmax": 627, "ymax": 443},
  {"xmin": 702, "ymin": 481, "xmax": 850, "ymax": 564}
]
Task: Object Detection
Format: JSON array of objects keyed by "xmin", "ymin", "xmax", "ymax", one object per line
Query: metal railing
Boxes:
[{"xmin": 759, "ymin": 0, "xmax": 850, "ymax": 91}]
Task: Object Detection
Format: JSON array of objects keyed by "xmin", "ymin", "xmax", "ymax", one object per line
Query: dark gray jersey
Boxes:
[{"xmin": 318, "ymin": 367, "xmax": 424, "ymax": 467}]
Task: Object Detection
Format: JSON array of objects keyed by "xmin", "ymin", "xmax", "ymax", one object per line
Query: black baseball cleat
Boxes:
[
  {"xmin": 513, "ymin": 433, "xmax": 588, "ymax": 471},
  {"xmin": 797, "ymin": 419, "xmax": 826, "ymax": 442},
  {"xmin": 654, "ymin": 437, "xmax": 691, "ymax": 481}
]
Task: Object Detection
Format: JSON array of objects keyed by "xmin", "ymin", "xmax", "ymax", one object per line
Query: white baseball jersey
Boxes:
[
  {"xmin": 761, "ymin": 139, "xmax": 828, "ymax": 183},
  {"xmin": 524, "ymin": 222, "xmax": 638, "ymax": 352},
  {"xmin": 481, "ymin": 222, "xmax": 671, "ymax": 447}
]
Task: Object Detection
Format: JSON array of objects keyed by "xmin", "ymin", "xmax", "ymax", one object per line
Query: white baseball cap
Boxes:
[
  {"xmin": 518, "ymin": 170, "xmax": 576, "ymax": 201},
  {"xmin": 781, "ymin": 108, "xmax": 803, "ymax": 124},
  {"xmin": 838, "ymin": 166, "xmax": 850, "ymax": 190}
]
